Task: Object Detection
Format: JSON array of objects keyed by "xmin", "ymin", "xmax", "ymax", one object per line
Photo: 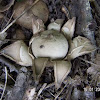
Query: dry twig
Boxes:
[
  {"xmin": 36, "ymin": 83, "xmax": 47, "ymax": 100},
  {"xmin": 3, "ymin": 11, "xmax": 15, "ymax": 30}
]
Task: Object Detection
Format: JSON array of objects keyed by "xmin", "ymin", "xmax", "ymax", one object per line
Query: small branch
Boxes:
[
  {"xmin": 0, "ymin": 56, "xmax": 18, "ymax": 72},
  {"xmin": 62, "ymin": 5, "xmax": 70, "ymax": 19},
  {"xmin": 3, "ymin": 11, "xmax": 15, "ymax": 30},
  {"xmin": 8, "ymin": 73, "xmax": 15, "ymax": 82}
]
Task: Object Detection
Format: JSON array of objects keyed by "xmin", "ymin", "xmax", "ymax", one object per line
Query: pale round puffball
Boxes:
[{"xmin": 31, "ymin": 30, "xmax": 68, "ymax": 59}]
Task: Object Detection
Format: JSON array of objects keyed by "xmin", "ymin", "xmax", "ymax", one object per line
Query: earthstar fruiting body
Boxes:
[
  {"xmin": 1, "ymin": 15, "xmax": 96, "ymax": 88},
  {"xmin": 29, "ymin": 18, "xmax": 75, "ymax": 88},
  {"xmin": 29, "ymin": 17, "xmax": 96, "ymax": 88}
]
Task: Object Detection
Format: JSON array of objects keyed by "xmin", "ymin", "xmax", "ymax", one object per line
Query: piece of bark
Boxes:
[
  {"xmin": 68, "ymin": 0, "xmax": 96, "ymax": 45},
  {"xmin": 5, "ymin": 67, "xmax": 30, "ymax": 100}
]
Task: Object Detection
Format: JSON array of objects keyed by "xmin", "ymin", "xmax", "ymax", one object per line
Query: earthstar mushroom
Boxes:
[
  {"xmin": 29, "ymin": 17, "xmax": 96, "ymax": 88},
  {"xmin": 1, "ymin": 17, "xmax": 96, "ymax": 88}
]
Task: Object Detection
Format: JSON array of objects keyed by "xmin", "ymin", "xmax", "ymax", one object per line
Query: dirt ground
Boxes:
[{"xmin": 0, "ymin": 0, "xmax": 100, "ymax": 100}]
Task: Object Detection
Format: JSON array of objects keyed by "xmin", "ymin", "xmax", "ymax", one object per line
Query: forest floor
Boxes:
[{"xmin": 0, "ymin": 0, "xmax": 100, "ymax": 100}]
